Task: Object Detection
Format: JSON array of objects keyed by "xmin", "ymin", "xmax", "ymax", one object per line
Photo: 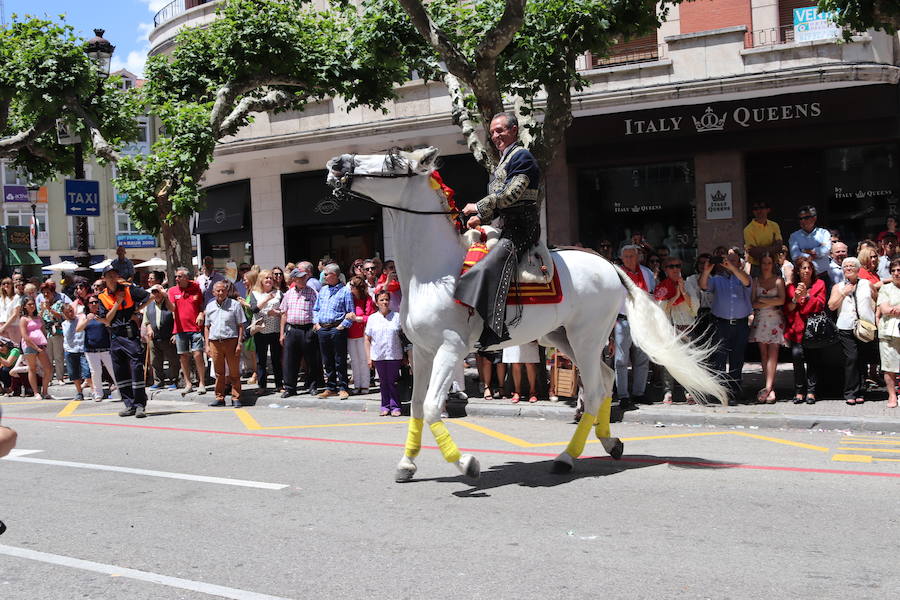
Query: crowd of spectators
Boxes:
[
  {"xmin": 4, "ymin": 203, "xmax": 900, "ymax": 415},
  {"xmin": 599, "ymin": 203, "xmax": 900, "ymax": 408}
]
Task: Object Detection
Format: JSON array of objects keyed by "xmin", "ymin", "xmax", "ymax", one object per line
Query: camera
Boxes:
[{"xmin": 709, "ymin": 256, "xmax": 724, "ymax": 265}]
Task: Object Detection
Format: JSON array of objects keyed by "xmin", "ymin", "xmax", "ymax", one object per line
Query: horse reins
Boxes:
[{"xmin": 331, "ymin": 153, "xmax": 460, "ymax": 217}]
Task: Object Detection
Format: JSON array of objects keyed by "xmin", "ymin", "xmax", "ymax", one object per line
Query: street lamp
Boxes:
[
  {"xmin": 84, "ymin": 29, "xmax": 115, "ymax": 79},
  {"xmin": 26, "ymin": 185, "xmax": 39, "ymax": 253},
  {"xmin": 71, "ymin": 29, "xmax": 115, "ymax": 272}
]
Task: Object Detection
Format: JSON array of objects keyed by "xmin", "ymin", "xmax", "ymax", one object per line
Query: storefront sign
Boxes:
[
  {"xmin": 624, "ymin": 102, "xmax": 822, "ymax": 136},
  {"xmin": 65, "ymin": 179, "xmax": 101, "ymax": 216},
  {"xmin": 3, "ymin": 185, "xmax": 27, "ymax": 203},
  {"xmin": 117, "ymin": 234, "xmax": 157, "ymax": 248},
  {"xmin": 793, "ymin": 7, "xmax": 841, "ymax": 43},
  {"xmin": 3, "ymin": 185, "xmax": 48, "ymax": 203},
  {"xmin": 705, "ymin": 182, "xmax": 733, "ymax": 220}
]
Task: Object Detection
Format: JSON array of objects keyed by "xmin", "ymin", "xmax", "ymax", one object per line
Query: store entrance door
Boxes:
[{"xmin": 283, "ymin": 222, "xmax": 380, "ymax": 269}]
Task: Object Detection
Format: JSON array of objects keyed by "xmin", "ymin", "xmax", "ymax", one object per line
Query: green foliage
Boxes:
[
  {"xmin": 818, "ymin": 0, "xmax": 899, "ymax": 36},
  {"xmin": 356, "ymin": 0, "xmax": 665, "ymax": 160},
  {"xmin": 116, "ymin": 0, "xmax": 415, "ymax": 233},
  {"xmin": 0, "ymin": 15, "xmax": 140, "ymax": 182}
]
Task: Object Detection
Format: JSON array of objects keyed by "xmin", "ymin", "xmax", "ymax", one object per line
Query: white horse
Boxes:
[{"xmin": 326, "ymin": 148, "xmax": 727, "ymax": 482}]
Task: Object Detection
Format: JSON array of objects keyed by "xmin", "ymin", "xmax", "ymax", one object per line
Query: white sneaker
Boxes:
[{"xmin": 197, "ymin": 385, "xmax": 207, "ymax": 395}]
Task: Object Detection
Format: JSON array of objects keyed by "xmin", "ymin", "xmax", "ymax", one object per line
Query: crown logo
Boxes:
[
  {"xmin": 710, "ymin": 189, "xmax": 727, "ymax": 203},
  {"xmin": 692, "ymin": 107, "xmax": 727, "ymax": 132}
]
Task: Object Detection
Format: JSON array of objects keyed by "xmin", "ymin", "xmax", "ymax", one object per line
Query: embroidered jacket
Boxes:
[{"xmin": 475, "ymin": 142, "xmax": 540, "ymax": 222}]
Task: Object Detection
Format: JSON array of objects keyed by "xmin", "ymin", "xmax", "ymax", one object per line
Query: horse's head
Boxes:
[{"xmin": 326, "ymin": 147, "xmax": 439, "ymax": 209}]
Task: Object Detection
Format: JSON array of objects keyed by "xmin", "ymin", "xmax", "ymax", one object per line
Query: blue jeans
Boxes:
[
  {"xmin": 317, "ymin": 327, "xmax": 348, "ymax": 392},
  {"xmin": 614, "ymin": 317, "xmax": 649, "ymax": 399},
  {"xmin": 712, "ymin": 316, "xmax": 750, "ymax": 395}
]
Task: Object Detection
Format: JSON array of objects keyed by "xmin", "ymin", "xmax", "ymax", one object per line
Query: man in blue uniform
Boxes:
[
  {"xmin": 455, "ymin": 111, "xmax": 541, "ymax": 347},
  {"xmin": 97, "ymin": 265, "xmax": 152, "ymax": 418}
]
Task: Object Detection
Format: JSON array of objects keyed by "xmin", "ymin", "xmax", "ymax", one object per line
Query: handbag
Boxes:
[
  {"xmin": 802, "ymin": 311, "xmax": 837, "ymax": 348},
  {"xmin": 248, "ymin": 316, "xmax": 266, "ymax": 336},
  {"xmin": 852, "ymin": 289, "xmax": 877, "ymax": 343}
]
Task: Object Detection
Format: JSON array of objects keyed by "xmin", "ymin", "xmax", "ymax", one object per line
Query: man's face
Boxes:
[
  {"xmin": 489, "ymin": 116, "xmax": 517, "ymax": 153},
  {"xmin": 363, "ymin": 263, "xmax": 376, "ymax": 281},
  {"xmin": 175, "ymin": 271, "xmax": 189, "ymax": 289},
  {"xmin": 291, "ymin": 275, "xmax": 307, "ymax": 288},
  {"xmin": 116, "ymin": 247, "xmax": 125, "ymax": 259},
  {"xmin": 656, "ymin": 248, "xmax": 669, "ymax": 259},
  {"xmin": 799, "ymin": 212, "xmax": 816, "ymax": 232},
  {"xmin": 103, "ymin": 272, "xmax": 119, "ymax": 288},
  {"xmin": 752, "ymin": 204, "xmax": 770, "ymax": 220},
  {"xmin": 212, "ymin": 283, "xmax": 227, "ymax": 302},
  {"xmin": 621, "ymin": 249, "xmax": 639, "ymax": 269},
  {"xmin": 831, "ymin": 243, "xmax": 848, "ymax": 263},
  {"xmin": 324, "ymin": 271, "xmax": 339, "ymax": 286},
  {"xmin": 727, "ymin": 252, "xmax": 742, "ymax": 268},
  {"xmin": 883, "ymin": 239, "xmax": 896, "ymax": 257},
  {"xmin": 203, "ymin": 258, "xmax": 214, "ymax": 271}
]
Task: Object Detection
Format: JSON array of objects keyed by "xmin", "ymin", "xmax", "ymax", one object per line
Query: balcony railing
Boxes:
[
  {"xmin": 154, "ymin": 0, "xmax": 214, "ymax": 28},
  {"xmin": 745, "ymin": 23, "xmax": 843, "ymax": 48},
  {"xmin": 591, "ymin": 43, "xmax": 668, "ymax": 69}
]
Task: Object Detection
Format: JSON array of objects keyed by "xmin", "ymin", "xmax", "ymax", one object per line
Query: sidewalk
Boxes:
[{"xmin": 33, "ymin": 360, "xmax": 899, "ymax": 434}]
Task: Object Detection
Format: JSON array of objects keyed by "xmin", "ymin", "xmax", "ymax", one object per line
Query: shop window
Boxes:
[{"xmin": 577, "ymin": 160, "xmax": 696, "ymax": 269}]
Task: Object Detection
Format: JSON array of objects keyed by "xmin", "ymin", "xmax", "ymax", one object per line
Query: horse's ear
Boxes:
[{"xmin": 417, "ymin": 147, "xmax": 439, "ymax": 171}]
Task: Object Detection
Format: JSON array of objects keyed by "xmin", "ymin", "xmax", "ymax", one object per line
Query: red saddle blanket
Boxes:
[{"xmin": 459, "ymin": 239, "xmax": 563, "ymax": 306}]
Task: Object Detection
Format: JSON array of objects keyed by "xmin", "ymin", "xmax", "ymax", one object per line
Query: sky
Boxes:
[{"xmin": 2, "ymin": 0, "xmax": 167, "ymax": 76}]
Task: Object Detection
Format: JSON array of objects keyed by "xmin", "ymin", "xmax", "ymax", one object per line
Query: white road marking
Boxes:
[
  {"xmin": 0, "ymin": 544, "xmax": 295, "ymax": 600},
  {"xmin": 6, "ymin": 449, "xmax": 43, "ymax": 457},
  {"xmin": 2, "ymin": 454, "xmax": 288, "ymax": 490}
]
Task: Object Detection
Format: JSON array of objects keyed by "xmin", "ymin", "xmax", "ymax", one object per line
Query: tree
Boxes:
[
  {"xmin": 113, "ymin": 0, "xmax": 419, "ymax": 279},
  {"xmin": 818, "ymin": 0, "xmax": 899, "ymax": 36},
  {"xmin": 355, "ymin": 0, "xmax": 665, "ymax": 180},
  {"xmin": 0, "ymin": 16, "xmax": 139, "ymax": 184}
]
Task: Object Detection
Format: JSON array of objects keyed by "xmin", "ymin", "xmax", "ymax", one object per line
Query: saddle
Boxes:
[{"xmin": 461, "ymin": 226, "xmax": 554, "ymax": 284}]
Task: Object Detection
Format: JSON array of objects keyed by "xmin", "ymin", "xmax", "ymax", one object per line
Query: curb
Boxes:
[{"xmin": 143, "ymin": 388, "xmax": 900, "ymax": 433}]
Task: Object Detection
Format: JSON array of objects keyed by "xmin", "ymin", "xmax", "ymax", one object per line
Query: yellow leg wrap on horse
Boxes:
[
  {"xmin": 566, "ymin": 412, "xmax": 596, "ymax": 458},
  {"xmin": 405, "ymin": 418, "xmax": 424, "ymax": 458},
  {"xmin": 430, "ymin": 422, "xmax": 462, "ymax": 463},
  {"xmin": 594, "ymin": 397, "xmax": 612, "ymax": 440}
]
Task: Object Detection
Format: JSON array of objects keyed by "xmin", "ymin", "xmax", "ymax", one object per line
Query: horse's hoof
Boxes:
[
  {"xmin": 459, "ymin": 454, "xmax": 480, "ymax": 479},
  {"xmin": 551, "ymin": 453, "xmax": 574, "ymax": 474},
  {"xmin": 601, "ymin": 437, "xmax": 624, "ymax": 460},
  {"xmin": 395, "ymin": 458, "xmax": 417, "ymax": 483}
]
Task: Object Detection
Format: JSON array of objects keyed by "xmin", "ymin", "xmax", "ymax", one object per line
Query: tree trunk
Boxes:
[{"xmin": 160, "ymin": 217, "xmax": 194, "ymax": 284}]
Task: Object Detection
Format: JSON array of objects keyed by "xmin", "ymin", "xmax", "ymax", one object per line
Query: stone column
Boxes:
[{"xmin": 694, "ymin": 151, "xmax": 746, "ymax": 252}]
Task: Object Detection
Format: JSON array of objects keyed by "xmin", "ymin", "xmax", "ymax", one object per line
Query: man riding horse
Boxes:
[{"xmin": 455, "ymin": 111, "xmax": 541, "ymax": 348}]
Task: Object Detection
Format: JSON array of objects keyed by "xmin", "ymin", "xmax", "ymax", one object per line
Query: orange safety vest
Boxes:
[{"xmin": 98, "ymin": 284, "xmax": 135, "ymax": 311}]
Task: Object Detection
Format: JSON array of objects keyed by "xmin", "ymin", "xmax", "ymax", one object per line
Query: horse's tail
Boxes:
[{"xmin": 614, "ymin": 265, "xmax": 728, "ymax": 406}]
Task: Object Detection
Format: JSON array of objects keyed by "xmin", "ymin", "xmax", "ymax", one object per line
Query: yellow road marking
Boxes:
[
  {"xmin": 233, "ymin": 408, "xmax": 262, "ymax": 430},
  {"xmin": 254, "ymin": 421, "xmax": 401, "ymax": 430},
  {"xmin": 75, "ymin": 408, "xmax": 236, "ymax": 417},
  {"xmin": 837, "ymin": 446, "xmax": 900, "ymax": 454},
  {"xmin": 840, "ymin": 440, "xmax": 900, "ymax": 445},
  {"xmin": 622, "ymin": 432, "xmax": 733, "ymax": 442},
  {"xmin": 451, "ymin": 420, "xmax": 533, "ymax": 447},
  {"xmin": 56, "ymin": 400, "xmax": 81, "ymax": 417},
  {"xmin": 731, "ymin": 431, "xmax": 829, "ymax": 452},
  {"xmin": 0, "ymin": 400, "xmax": 60, "ymax": 406},
  {"xmin": 874, "ymin": 457, "xmax": 900, "ymax": 462},
  {"xmin": 832, "ymin": 453, "xmax": 873, "ymax": 463}
]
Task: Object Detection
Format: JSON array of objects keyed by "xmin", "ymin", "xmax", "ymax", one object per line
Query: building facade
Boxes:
[
  {"xmin": 0, "ymin": 70, "xmax": 162, "ymax": 272},
  {"xmin": 149, "ymin": 0, "xmax": 900, "ymax": 270}
]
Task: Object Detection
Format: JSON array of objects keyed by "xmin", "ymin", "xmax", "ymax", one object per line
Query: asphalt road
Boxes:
[{"xmin": 2, "ymin": 397, "xmax": 899, "ymax": 599}]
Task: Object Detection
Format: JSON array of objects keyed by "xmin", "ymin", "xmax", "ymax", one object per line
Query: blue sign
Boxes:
[
  {"xmin": 793, "ymin": 7, "xmax": 840, "ymax": 43},
  {"xmin": 117, "ymin": 234, "xmax": 157, "ymax": 248},
  {"xmin": 65, "ymin": 179, "xmax": 101, "ymax": 216},
  {"xmin": 3, "ymin": 184, "xmax": 28, "ymax": 203}
]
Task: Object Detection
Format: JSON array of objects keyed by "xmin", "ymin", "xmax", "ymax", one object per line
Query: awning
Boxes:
[{"xmin": 8, "ymin": 248, "xmax": 43, "ymax": 266}]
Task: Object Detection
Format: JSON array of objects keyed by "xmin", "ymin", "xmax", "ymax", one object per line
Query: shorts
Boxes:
[
  {"xmin": 175, "ymin": 331, "xmax": 204, "ymax": 354},
  {"xmin": 24, "ymin": 344, "xmax": 46, "ymax": 355},
  {"xmin": 65, "ymin": 352, "xmax": 91, "ymax": 380},
  {"xmin": 502, "ymin": 342, "xmax": 541, "ymax": 364}
]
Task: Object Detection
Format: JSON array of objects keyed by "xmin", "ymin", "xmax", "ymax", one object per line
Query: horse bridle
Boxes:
[{"xmin": 330, "ymin": 152, "xmax": 458, "ymax": 216}]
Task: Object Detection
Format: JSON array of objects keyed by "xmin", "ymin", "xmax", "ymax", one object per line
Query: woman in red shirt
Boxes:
[
  {"xmin": 784, "ymin": 256, "xmax": 827, "ymax": 404},
  {"xmin": 347, "ymin": 276, "xmax": 376, "ymax": 395}
]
